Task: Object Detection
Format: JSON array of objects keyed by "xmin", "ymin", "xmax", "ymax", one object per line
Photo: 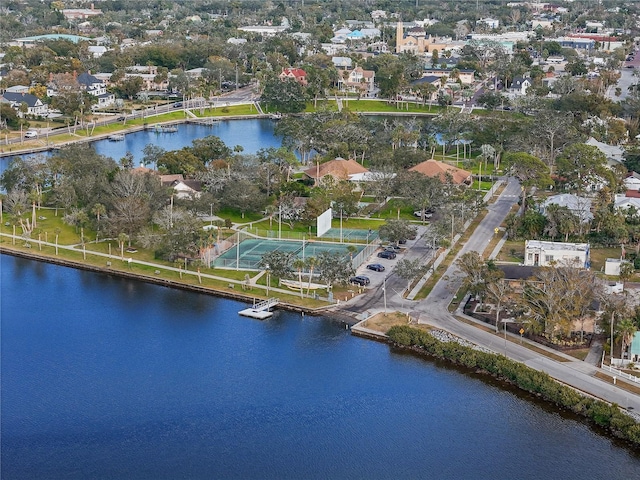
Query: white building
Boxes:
[
  {"xmin": 524, "ymin": 240, "xmax": 590, "ymax": 268},
  {"xmin": 478, "ymin": 18, "xmax": 500, "ymax": 29}
]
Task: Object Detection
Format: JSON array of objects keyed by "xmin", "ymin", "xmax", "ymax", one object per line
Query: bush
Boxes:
[{"xmin": 387, "ymin": 326, "xmax": 640, "ymax": 447}]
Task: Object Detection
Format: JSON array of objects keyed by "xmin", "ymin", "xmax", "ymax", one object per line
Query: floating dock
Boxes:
[
  {"xmin": 108, "ymin": 134, "xmax": 125, "ymax": 141},
  {"xmin": 239, "ymin": 297, "xmax": 279, "ymax": 320}
]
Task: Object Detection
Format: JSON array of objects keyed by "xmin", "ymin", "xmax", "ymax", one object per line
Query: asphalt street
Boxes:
[{"xmin": 338, "ymin": 179, "xmax": 640, "ymax": 412}]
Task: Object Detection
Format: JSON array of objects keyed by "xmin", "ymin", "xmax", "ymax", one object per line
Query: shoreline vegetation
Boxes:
[{"xmin": 384, "ymin": 324, "xmax": 640, "ymax": 448}]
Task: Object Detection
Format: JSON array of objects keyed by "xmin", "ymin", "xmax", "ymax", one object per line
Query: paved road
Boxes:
[{"xmin": 338, "ymin": 179, "xmax": 640, "ymax": 411}]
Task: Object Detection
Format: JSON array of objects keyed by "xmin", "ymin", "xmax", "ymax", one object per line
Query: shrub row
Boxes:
[{"xmin": 387, "ymin": 325, "xmax": 640, "ymax": 447}]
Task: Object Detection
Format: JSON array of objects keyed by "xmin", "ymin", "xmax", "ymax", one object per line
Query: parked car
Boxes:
[
  {"xmin": 174, "ymin": 102, "xmax": 183, "ymax": 108},
  {"xmin": 385, "ymin": 244, "xmax": 402, "ymax": 252},
  {"xmin": 24, "ymin": 131, "xmax": 38, "ymax": 138},
  {"xmin": 350, "ymin": 275, "xmax": 370, "ymax": 286},
  {"xmin": 366, "ymin": 263, "xmax": 385, "ymax": 272},
  {"xmin": 377, "ymin": 250, "xmax": 397, "ymax": 260}
]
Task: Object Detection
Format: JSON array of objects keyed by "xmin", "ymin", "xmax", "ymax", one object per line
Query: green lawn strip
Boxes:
[
  {"xmin": 496, "ymin": 238, "xmax": 525, "ymax": 263},
  {"xmin": 594, "ymin": 372, "xmax": 640, "ymax": 395},
  {"xmin": 455, "ymin": 314, "xmax": 573, "ymax": 361},
  {"xmin": 342, "ymin": 99, "xmax": 446, "ymax": 114},
  {"xmin": 565, "ymin": 349, "xmax": 590, "ymax": 361},
  {"xmin": 2, "ymin": 212, "xmax": 85, "ymax": 245},
  {"xmin": 589, "ymin": 247, "xmax": 624, "ymax": 272},
  {"xmin": 191, "ymin": 104, "xmax": 259, "ymax": 117},
  {"xmin": 413, "ymin": 213, "xmax": 486, "ymax": 301},
  {"xmin": 332, "ymin": 217, "xmax": 386, "ymax": 230},
  {"xmin": 0, "ymin": 241, "xmax": 329, "ymax": 308},
  {"xmin": 217, "ymin": 208, "xmax": 264, "ymax": 224}
]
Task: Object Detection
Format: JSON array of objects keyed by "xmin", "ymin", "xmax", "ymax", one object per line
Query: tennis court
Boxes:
[
  {"xmin": 319, "ymin": 228, "xmax": 378, "ymax": 242},
  {"xmin": 214, "ymin": 238, "xmax": 366, "ymax": 269}
]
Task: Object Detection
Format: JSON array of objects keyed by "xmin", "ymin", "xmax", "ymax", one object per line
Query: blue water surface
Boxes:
[{"xmin": 1, "ymin": 254, "xmax": 639, "ymax": 479}]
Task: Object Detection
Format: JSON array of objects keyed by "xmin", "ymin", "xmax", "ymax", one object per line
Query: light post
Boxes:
[
  {"xmin": 210, "ymin": 203, "xmax": 213, "ymax": 228},
  {"xmin": 383, "ymin": 275, "xmax": 388, "ymax": 315},
  {"xmin": 502, "ymin": 318, "xmax": 514, "ymax": 356},
  {"xmin": 266, "ymin": 265, "xmax": 270, "ymax": 295}
]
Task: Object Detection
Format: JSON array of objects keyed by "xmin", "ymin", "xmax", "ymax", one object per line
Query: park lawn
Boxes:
[
  {"xmin": 0, "ymin": 239, "xmax": 329, "ymax": 307},
  {"xmin": 193, "ymin": 104, "xmax": 260, "ymax": 117},
  {"xmin": 217, "ymin": 207, "xmax": 264, "ymax": 224},
  {"xmin": 470, "ymin": 180, "xmax": 494, "ymax": 191},
  {"xmin": 496, "ymin": 239, "xmax": 525, "ymax": 263},
  {"xmin": 1, "ymin": 211, "xmax": 85, "ymax": 245},
  {"xmin": 342, "ymin": 99, "xmax": 445, "ymax": 114},
  {"xmin": 332, "ymin": 217, "xmax": 386, "ymax": 230},
  {"xmin": 374, "ymin": 199, "xmax": 418, "ymax": 221}
]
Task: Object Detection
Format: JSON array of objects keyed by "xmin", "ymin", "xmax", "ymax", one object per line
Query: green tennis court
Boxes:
[{"xmin": 214, "ymin": 238, "xmax": 365, "ymax": 269}]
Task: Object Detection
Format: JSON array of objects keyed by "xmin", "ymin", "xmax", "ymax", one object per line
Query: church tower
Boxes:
[{"xmin": 396, "ymin": 21, "xmax": 403, "ymax": 53}]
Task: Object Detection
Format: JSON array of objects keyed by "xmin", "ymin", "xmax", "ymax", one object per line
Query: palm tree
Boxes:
[
  {"xmin": 305, "ymin": 256, "xmax": 317, "ymax": 295},
  {"xmin": 92, "ymin": 203, "xmax": 106, "ymax": 229},
  {"xmin": 118, "ymin": 233, "xmax": 129, "ymax": 259},
  {"xmin": 293, "ymin": 258, "xmax": 305, "ymax": 298},
  {"xmin": 617, "ymin": 319, "xmax": 638, "ymax": 361}
]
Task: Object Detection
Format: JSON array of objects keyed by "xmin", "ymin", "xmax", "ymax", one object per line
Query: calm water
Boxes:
[
  {"xmin": 0, "ymin": 119, "xmax": 281, "ymax": 175},
  {"xmin": 1, "ymin": 254, "xmax": 639, "ymax": 479}
]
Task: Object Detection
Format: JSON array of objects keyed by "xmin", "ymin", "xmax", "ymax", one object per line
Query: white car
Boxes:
[{"xmin": 24, "ymin": 131, "xmax": 38, "ymax": 138}]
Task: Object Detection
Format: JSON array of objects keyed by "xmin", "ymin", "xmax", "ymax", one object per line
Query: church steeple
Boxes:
[{"xmin": 396, "ymin": 21, "xmax": 403, "ymax": 53}]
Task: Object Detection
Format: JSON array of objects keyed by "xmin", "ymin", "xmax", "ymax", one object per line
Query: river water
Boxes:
[{"xmin": 1, "ymin": 254, "xmax": 639, "ymax": 479}]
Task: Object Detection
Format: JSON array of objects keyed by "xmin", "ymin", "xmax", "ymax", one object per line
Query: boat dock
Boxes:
[
  {"xmin": 239, "ymin": 297, "xmax": 279, "ymax": 320},
  {"xmin": 108, "ymin": 134, "xmax": 125, "ymax": 141}
]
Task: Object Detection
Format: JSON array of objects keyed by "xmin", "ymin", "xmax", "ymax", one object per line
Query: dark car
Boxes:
[
  {"xmin": 366, "ymin": 263, "xmax": 385, "ymax": 272},
  {"xmin": 174, "ymin": 102, "xmax": 183, "ymax": 108},
  {"xmin": 350, "ymin": 275, "xmax": 370, "ymax": 286},
  {"xmin": 377, "ymin": 250, "xmax": 397, "ymax": 260}
]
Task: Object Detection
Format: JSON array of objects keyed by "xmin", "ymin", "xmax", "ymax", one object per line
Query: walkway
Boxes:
[{"xmin": 334, "ymin": 179, "xmax": 640, "ymax": 412}]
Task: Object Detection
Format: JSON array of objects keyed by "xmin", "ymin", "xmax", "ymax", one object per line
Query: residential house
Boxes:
[
  {"xmin": 303, "ymin": 158, "xmax": 369, "ymax": 185},
  {"xmin": 624, "ymin": 172, "xmax": 640, "ymax": 192},
  {"xmin": 540, "ymin": 193, "xmax": 593, "ymax": 223},
  {"xmin": 237, "ymin": 25, "xmax": 287, "ymax": 36},
  {"xmin": 77, "ymin": 72, "xmax": 115, "ymax": 108},
  {"xmin": 159, "ymin": 174, "xmax": 202, "ymax": 199},
  {"xmin": 338, "ymin": 67, "xmax": 375, "ymax": 97},
  {"xmin": 585, "ymin": 137, "xmax": 624, "ymax": 166},
  {"xmin": 508, "ymin": 76, "xmax": 532, "ymax": 95},
  {"xmin": 0, "ymin": 91, "xmax": 48, "ymax": 117},
  {"xmin": 61, "ymin": 4, "xmax": 103, "ymax": 20},
  {"xmin": 478, "ymin": 18, "xmax": 500, "ymax": 29},
  {"xmin": 422, "ymin": 68, "xmax": 475, "ymax": 85},
  {"xmin": 523, "ymin": 240, "xmax": 590, "ymax": 268},
  {"xmin": 279, "ymin": 68, "xmax": 307, "ymax": 86},
  {"xmin": 614, "ymin": 194, "xmax": 640, "ymax": 218},
  {"xmin": 408, "ymin": 159, "xmax": 472, "ymax": 185}
]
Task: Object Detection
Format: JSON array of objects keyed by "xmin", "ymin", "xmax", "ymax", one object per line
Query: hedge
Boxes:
[{"xmin": 387, "ymin": 325, "xmax": 640, "ymax": 447}]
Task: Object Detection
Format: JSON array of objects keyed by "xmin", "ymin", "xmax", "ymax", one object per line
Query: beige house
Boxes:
[{"xmin": 303, "ymin": 158, "xmax": 369, "ymax": 185}]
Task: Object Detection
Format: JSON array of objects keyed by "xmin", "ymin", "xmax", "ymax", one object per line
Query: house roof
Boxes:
[
  {"xmin": 303, "ymin": 158, "xmax": 369, "ymax": 181},
  {"xmin": 412, "ymin": 75, "xmax": 440, "ymax": 86},
  {"xmin": 77, "ymin": 72, "xmax": 102, "ymax": 86},
  {"xmin": 281, "ymin": 68, "xmax": 306, "ymax": 77},
  {"xmin": 408, "ymin": 159, "xmax": 472, "ymax": 184},
  {"xmin": 1, "ymin": 91, "xmax": 42, "ymax": 107},
  {"xmin": 541, "ymin": 193, "xmax": 593, "ymax": 222},
  {"xmin": 159, "ymin": 174, "xmax": 184, "ymax": 186}
]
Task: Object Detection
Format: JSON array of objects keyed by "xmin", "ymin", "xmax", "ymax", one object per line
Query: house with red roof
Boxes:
[
  {"xmin": 279, "ymin": 68, "xmax": 307, "ymax": 86},
  {"xmin": 408, "ymin": 159, "xmax": 472, "ymax": 185}
]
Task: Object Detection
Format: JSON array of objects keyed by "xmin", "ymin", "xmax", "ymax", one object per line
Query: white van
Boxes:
[{"xmin": 24, "ymin": 131, "xmax": 38, "ymax": 138}]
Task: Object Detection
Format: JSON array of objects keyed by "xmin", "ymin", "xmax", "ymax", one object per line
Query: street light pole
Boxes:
[{"xmin": 383, "ymin": 275, "xmax": 387, "ymax": 315}]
